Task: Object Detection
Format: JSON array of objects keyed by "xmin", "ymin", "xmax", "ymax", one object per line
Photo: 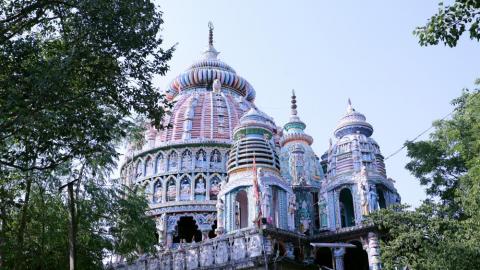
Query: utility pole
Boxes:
[{"xmin": 60, "ymin": 179, "xmax": 79, "ymax": 270}]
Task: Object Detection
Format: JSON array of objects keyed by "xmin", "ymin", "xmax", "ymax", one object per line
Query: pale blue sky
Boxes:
[{"xmin": 152, "ymin": 0, "xmax": 479, "ymax": 207}]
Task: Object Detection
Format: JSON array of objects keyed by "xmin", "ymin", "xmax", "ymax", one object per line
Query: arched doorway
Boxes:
[
  {"xmin": 235, "ymin": 190, "xmax": 249, "ymax": 229},
  {"xmin": 339, "ymin": 188, "xmax": 355, "ymax": 227},
  {"xmin": 344, "ymin": 241, "xmax": 369, "ymax": 270},
  {"xmin": 172, "ymin": 216, "xmax": 202, "ymax": 243},
  {"xmin": 315, "ymin": 247, "xmax": 333, "ymax": 269}
]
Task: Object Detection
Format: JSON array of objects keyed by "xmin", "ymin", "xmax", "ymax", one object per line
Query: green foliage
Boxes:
[
  {"xmin": 1, "ymin": 175, "xmax": 156, "ymax": 269},
  {"xmin": 0, "ymin": 0, "xmax": 173, "ymax": 268},
  {"xmin": 368, "ymin": 87, "xmax": 480, "ymax": 270},
  {"xmin": 414, "ymin": 1, "xmax": 480, "ymax": 47}
]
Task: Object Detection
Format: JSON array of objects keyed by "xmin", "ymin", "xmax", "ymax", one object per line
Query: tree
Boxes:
[
  {"xmin": 368, "ymin": 87, "xmax": 480, "ymax": 270},
  {"xmin": 414, "ymin": 1, "xmax": 480, "ymax": 47},
  {"xmin": 0, "ymin": 0, "xmax": 173, "ymax": 268}
]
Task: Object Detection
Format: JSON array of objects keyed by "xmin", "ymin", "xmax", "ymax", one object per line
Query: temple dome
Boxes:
[
  {"xmin": 334, "ymin": 99, "xmax": 373, "ymax": 138},
  {"xmin": 327, "ymin": 100, "xmax": 385, "ymax": 178},
  {"xmin": 165, "ymin": 44, "xmax": 256, "ymax": 102},
  {"xmin": 156, "ymin": 29, "xmax": 257, "ymax": 145},
  {"xmin": 227, "ymin": 108, "xmax": 280, "ymax": 173}
]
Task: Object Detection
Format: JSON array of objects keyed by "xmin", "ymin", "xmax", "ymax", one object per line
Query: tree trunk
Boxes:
[
  {"xmin": 14, "ymin": 174, "xmax": 32, "ymax": 270},
  {"xmin": 68, "ymin": 182, "xmax": 77, "ymax": 270}
]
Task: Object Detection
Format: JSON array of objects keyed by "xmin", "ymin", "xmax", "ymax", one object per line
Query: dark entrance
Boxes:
[
  {"xmin": 377, "ymin": 186, "xmax": 387, "ymax": 209},
  {"xmin": 344, "ymin": 241, "xmax": 369, "ymax": 270},
  {"xmin": 208, "ymin": 220, "xmax": 217, "ymax": 239},
  {"xmin": 339, "ymin": 188, "xmax": 355, "ymax": 227},
  {"xmin": 315, "ymin": 247, "xmax": 333, "ymax": 269},
  {"xmin": 172, "ymin": 216, "xmax": 202, "ymax": 243}
]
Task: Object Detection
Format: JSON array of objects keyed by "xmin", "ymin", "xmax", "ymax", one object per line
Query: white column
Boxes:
[
  {"xmin": 333, "ymin": 247, "xmax": 346, "ymax": 270},
  {"xmin": 367, "ymin": 232, "xmax": 382, "ymax": 270}
]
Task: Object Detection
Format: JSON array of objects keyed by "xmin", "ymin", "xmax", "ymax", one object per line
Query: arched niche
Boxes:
[
  {"xmin": 181, "ymin": 150, "xmax": 192, "ymax": 171},
  {"xmin": 179, "ymin": 176, "xmax": 191, "ymax": 201},
  {"xmin": 209, "ymin": 149, "xmax": 222, "ymax": 169},
  {"xmin": 135, "ymin": 160, "xmax": 143, "ymax": 179},
  {"xmin": 155, "ymin": 153, "xmax": 164, "ymax": 174},
  {"xmin": 144, "ymin": 156, "xmax": 154, "ymax": 176},
  {"xmin": 235, "ymin": 190, "xmax": 249, "ymax": 229},
  {"xmin": 195, "ymin": 149, "xmax": 207, "ymax": 169},
  {"xmin": 194, "ymin": 175, "xmax": 206, "ymax": 200},
  {"xmin": 339, "ymin": 188, "xmax": 355, "ymax": 228},
  {"xmin": 153, "ymin": 179, "xmax": 163, "ymax": 203},
  {"xmin": 209, "ymin": 176, "xmax": 221, "ymax": 200},
  {"xmin": 166, "ymin": 178, "xmax": 176, "ymax": 202},
  {"xmin": 167, "ymin": 151, "xmax": 178, "ymax": 172}
]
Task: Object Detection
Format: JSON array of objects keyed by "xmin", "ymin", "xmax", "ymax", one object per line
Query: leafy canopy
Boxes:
[
  {"xmin": 415, "ymin": 1, "xmax": 480, "ymax": 47},
  {"xmin": 368, "ymin": 87, "xmax": 480, "ymax": 270},
  {"xmin": 0, "ymin": 0, "xmax": 174, "ymax": 268}
]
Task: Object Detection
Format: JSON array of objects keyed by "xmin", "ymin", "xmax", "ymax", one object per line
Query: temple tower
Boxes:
[
  {"xmin": 218, "ymin": 108, "xmax": 295, "ymax": 233},
  {"xmin": 279, "ymin": 91, "xmax": 326, "ymax": 234},
  {"xmin": 323, "ymin": 99, "xmax": 400, "ymax": 230}
]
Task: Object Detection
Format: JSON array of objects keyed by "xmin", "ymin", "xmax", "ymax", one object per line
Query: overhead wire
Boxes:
[{"xmin": 384, "ymin": 90, "xmax": 479, "ymax": 161}]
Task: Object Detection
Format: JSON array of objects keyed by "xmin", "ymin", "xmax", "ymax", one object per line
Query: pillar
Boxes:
[
  {"xmin": 333, "ymin": 247, "xmax": 346, "ymax": 270},
  {"xmin": 166, "ymin": 232, "xmax": 174, "ymax": 248},
  {"xmin": 156, "ymin": 214, "xmax": 167, "ymax": 246},
  {"xmin": 367, "ymin": 232, "xmax": 382, "ymax": 270}
]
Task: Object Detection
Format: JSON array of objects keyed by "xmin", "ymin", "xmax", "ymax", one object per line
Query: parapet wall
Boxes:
[{"xmin": 114, "ymin": 228, "xmax": 271, "ymax": 270}]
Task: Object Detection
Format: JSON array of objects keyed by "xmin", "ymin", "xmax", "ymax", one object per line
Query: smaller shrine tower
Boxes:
[
  {"xmin": 323, "ymin": 100, "xmax": 400, "ymax": 229},
  {"xmin": 217, "ymin": 108, "xmax": 295, "ymax": 234},
  {"xmin": 279, "ymin": 91, "xmax": 326, "ymax": 234}
]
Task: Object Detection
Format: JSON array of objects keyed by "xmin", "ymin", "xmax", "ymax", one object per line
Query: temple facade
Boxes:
[{"xmin": 118, "ymin": 23, "xmax": 400, "ymax": 270}]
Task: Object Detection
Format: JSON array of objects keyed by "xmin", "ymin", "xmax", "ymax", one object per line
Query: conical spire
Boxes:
[
  {"xmin": 208, "ymin": 21, "xmax": 214, "ymax": 46},
  {"xmin": 286, "ymin": 89, "xmax": 304, "ymax": 125},
  {"xmin": 203, "ymin": 21, "xmax": 219, "ymax": 60},
  {"xmin": 281, "ymin": 90, "xmax": 312, "ymax": 146}
]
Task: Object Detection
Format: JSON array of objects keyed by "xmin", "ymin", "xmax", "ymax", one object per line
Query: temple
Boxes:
[{"xmin": 118, "ymin": 23, "xmax": 400, "ymax": 270}]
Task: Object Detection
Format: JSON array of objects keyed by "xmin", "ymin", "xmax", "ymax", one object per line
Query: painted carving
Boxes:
[
  {"xmin": 232, "ymin": 237, "xmax": 246, "ymax": 260},
  {"xmin": 200, "ymin": 244, "xmax": 214, "ymax": 267},
  {"xmin": 215, "ymin": 241, "xmax": 228, "ymax": 264},
  {"xmin": 248, "ymin": 234, "xmax": 262, "ymax": 257},
  {"xmin": 368, "ymin": 185, "xmax": 378, "ymax": 213},
  {"xmin": 186, "ymin": 248, "xmax": 198, "ymax": 269},
  {"xmin": 210, "ymin": 177, "xmax": 221, "ymax": 200},
  {"xmin": 167, "ymin": 180, "xmax": 176, "ymax": 201},
  {"xmin": 194, "ymin": 177, "xmax": 206, "ymax": 200},
  {"xmin": 153, "ymin": 180, "xmax": 162, "ymax": 203},
  {"xmin": 180, "ymin": 177, "xmax": 191, "ymax": 201},
  {"xmin": 145, "ymin": 157, "xmax": 154, "ymax": 176},
  {"xmin": 173, "ymin": 251, "xmax": 185, "ymax": 270}
]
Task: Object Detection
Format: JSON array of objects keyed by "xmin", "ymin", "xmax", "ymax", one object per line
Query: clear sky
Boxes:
[{"xmin": 152, "ymin": 0, "xmax": 479, "ymax": 207}]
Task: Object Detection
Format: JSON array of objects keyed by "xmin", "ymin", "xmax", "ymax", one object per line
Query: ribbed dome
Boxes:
[
  {"xmin": 157, "ymin": 90, "xmax": 252, "ymax": 144},
  {"xmin": 327, "ymin": 100, "xmax": 385, "ymax": 178},
  {"xmin": 165, "ymin": 44, "xmax": 256, "ymax": 102},
  {"xmin": 334, "ymin": 99, "xmax": 373, "ymax": 138},
  {"xmin": 156, "ymin": 30, "xmax": 257, "ymax": 144},
  {"xmin": 227, "ymin": 108, "xmax": 280, "ymax": 173}
]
